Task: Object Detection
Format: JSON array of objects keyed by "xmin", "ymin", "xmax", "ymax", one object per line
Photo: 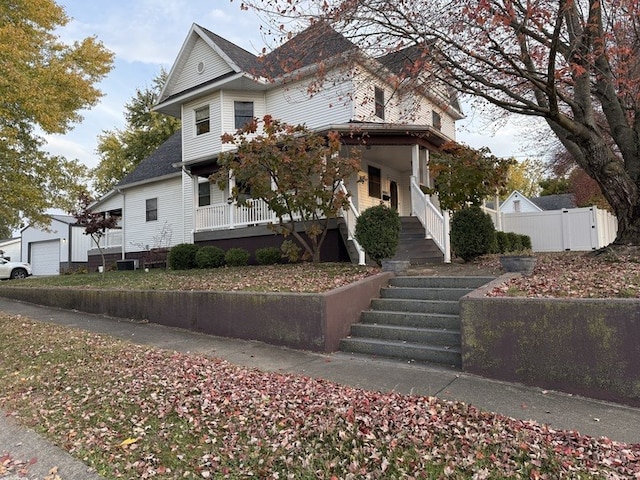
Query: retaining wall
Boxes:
[
  {"xmin": 0, "ymin": 272, "xmax": 393, "ymax": 353},
  {"xmin": 461, "ymin": 277, "xmax": 640, "ymax": 407}
]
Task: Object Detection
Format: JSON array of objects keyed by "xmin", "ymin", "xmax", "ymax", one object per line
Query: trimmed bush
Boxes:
[
  {"xmin": 195, "ymin": 246, "xmax": 226, "ymax": 269},
  {"xmin": 168, "ymin": 243, "xmax": 199, "ymax": 270},
  {"xmin": 450, "ymin": 206, "xmax": 496, "ymax": 262},
  {"xmin": 506, "ymin": 232, "xmax": 523, "ymax": 252},
  {"xmin": 255, "ymin": 247, "xmax": 281, "ymax": 265},
  {"xmin": 355, "ymin": 204, "xmax": 402, "ymax": 265},
  {"xmin": 225, "ymin": 247, "xmax": 250, "ymax": 267},
  {"xmin": 495, "ymin": 231, "xmax": 509, "ymax": 254},
  {"xmin": 520, "ymin": 234, "xmax": 532, "ymax": 250}
]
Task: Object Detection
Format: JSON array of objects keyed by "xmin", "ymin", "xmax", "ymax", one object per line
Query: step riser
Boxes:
[
  {"xmin": 340, "ymin": 339, "xmax": 461, "ymax": 367},
  {"xmin": 380, "ymin": 287, "xmax": 472, "ymax": 301},
  {"xmin": 390, "ymin": 276, "xmax": 495, "ymax": 289},
  {"xmin": 350, "ymin": 324, "xmax": 460, "ymax": 346},
  {"xmin": 360, "ymin": 311, "xmax": 460, "ymax": 330},
  {"xmin": 371, "ymin": 298, "xmax": 460, "ymax": 315}
]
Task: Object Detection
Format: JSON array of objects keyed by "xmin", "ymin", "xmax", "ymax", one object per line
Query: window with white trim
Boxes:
[
  {"xmin": 374, "ymin": 87, "xmax": 385, "ymax": 120},
  {"xmin": 195, "ymin": 106, "xmax": 210, "ymax": 135},
  {"xmin": 234, "ymin": 101, "xmax": 254, "ymax": 129},
  {"xmin": 146, "ymin": 198, "xmax": 158, "ymax": 222}
]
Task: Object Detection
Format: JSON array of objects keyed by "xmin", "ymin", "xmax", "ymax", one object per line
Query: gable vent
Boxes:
[{"xmin": 197, "ymin": 61, "xmax": 205, "ymax": 74}]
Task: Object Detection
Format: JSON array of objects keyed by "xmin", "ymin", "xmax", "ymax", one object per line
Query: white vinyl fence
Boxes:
[{"xmin": 482, "ymin": 206, "xmax": 618, "ymax": 252}]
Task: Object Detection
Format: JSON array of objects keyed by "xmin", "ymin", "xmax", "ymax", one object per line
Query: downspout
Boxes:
[{"xmin": 118, "ymin": 188, "xmax": 126, "ymax": 259}]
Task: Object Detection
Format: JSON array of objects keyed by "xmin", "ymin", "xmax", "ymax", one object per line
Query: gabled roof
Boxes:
[
  {"xmin": 500, "ymin": 190, "xmax": 542, "ymax": 212},
  {"xmin": 531, "ymin": 193, "xmax": 577, "ymax": 211},
  {"xmin": 197, "ymin": 25, "xmax": 263, "ymax": 73},
  {"xmin": 117, "ymin": 130, "xmax": 182, "ymax": 188},
  {"xmin": 258, "ymin": 21, "xmax": 358, "ymax": 78}
]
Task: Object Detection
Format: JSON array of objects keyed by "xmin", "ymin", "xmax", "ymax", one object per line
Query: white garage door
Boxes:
[{"xmin": 31, "ymin": 240, "xmax": 60, "ymax": 276}]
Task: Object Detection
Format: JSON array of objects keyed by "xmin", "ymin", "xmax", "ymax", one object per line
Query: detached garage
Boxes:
[{"xmin": 21, "ymin": 215, "xmax": 93, "ymax": 275}]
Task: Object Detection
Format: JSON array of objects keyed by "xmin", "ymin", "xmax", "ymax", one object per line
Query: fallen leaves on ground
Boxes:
[
  {"xmin": 486, "ymin": 252, "xmax": 640, "ymax": 298},
  {"xmin": 0, "ymin": 316, "xmax": 639, "ymax": 479},
  {"xmin": 3, "ymin": 263, "xmax": 379, "ymax": 294}
]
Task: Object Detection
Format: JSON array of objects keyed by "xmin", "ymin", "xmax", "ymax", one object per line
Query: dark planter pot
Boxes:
[{"xmin": 499, "ymin": 255, "xmax": 537, "ymax": 276}]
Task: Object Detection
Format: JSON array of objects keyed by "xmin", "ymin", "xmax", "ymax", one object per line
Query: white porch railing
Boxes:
[
  {"xmin": 96, "ymin": 229, "xmax": 122, "ymax": 249},
  {"xmin": 338, "ymin": 181, "xmax": 366, "ymax": 265},
  {"xmin": 196, "ymin": 200, "xmax": 275, "ymax": 231},
  {"xmin": 410, "ymin": 176, "xmax": 451, "ymax": 263}
]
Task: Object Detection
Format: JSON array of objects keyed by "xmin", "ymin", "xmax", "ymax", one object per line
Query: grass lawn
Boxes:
[{"xmin": 1, "ymin": 316, "xmax": 638, "ymax": 479}]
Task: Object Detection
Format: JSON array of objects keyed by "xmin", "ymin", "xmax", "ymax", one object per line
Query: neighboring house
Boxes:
[
  {"xmin": 484, "ymin": 191, "xmax": 615, "ymax": 252},
  {"xmin": 494, "ymin": 191, "xmax": 577, "ymax": 213},
  {"xmin": 0, "ymin": 237, "xmax": 21, "ymax": 262},
  {"xmin": 92, "ymin": 22, "xmax": 462, "ymax": 266},
  {"xmin": 21, "ymin": 215, "xmax": 93, "ymax": 275}
]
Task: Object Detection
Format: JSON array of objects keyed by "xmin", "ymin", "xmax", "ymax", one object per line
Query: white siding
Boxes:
[
  {"xmin": 265, "ymin": 71, "xmax": 354, "ymax": 128},
  {"xmin": 21, "ymin": 218, "xmax": 70, "ymax": 263},
  {"xmin": 172, "ymin": 37, "xmax": 234, "ymax": 97},
  {"xmin": 501, "ymin": 191, "xmax": 541, "ymax": 213},
  {"xmin": 352, "ymin": 67, "xmax": 457, "ymax": 139},
  {"xmin": 70, "ymin": 226, "xmax": 93, "ymax": 262},
  {"xmin": 221, "ymin": 91, "xmax": 267, "ymax": 136},
  {"xmin": 181, "ymin": 171, "xmax": 195, "ymax": 245},
  {"xmin": 123, "ymin": 178, "xmax": 184, "ymax": 252},
  {"xmin": 0, "ymin": 239, "xmax": 20, "ymax": 262},
  {"xmin": 94, "ymin": 193, "xmax": 123, "ymax": 213},
  {"xmin": 182, "ymin": 93, "xmax": 222, "ymax": 162}
]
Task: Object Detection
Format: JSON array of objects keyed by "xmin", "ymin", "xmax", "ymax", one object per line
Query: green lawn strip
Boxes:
[
  {"xmin": 0, "ymin": 315, "xmax": 632, "ymax": 479},
  {"xmin": 2, "ymin": 263, "xmax": 377, "ymax": 293}
]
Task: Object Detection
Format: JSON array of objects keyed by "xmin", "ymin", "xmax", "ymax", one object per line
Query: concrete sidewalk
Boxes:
[{"xmin": 1, "ymin": 297, "xmax": 639, "ymax": 479}]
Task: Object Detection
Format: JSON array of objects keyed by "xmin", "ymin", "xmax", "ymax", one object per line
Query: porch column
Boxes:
[
  {"xmin": 228, "ymin": 169, "xmax": 236, "ymax": 229},
  {"xmin": 189, "ymin": 171, "xmax": 198, "ymax": 242},
  {"xmin": 411, "ymin": 144, "xmax": 420, "ymax": 178}
]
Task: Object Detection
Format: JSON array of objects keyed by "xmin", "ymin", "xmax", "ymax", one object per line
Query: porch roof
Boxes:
[{"xmin": 176, "ymin": 122, "xmax": 449, "ymax": 177}]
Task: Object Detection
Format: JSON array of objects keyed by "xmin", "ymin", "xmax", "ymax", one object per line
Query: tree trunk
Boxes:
[{"xmin": 613, "ymin": 205, "xmax": 640, "ymax": 245}]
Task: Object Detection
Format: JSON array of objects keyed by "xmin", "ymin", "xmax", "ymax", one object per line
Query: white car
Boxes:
[{"xmin": 0, "ymin": 257, "xmax": 32, "ymax": 280}]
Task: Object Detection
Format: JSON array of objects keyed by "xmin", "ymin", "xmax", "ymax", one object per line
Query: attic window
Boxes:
[
  {"xmin": 374, "ymin": 87, "xmax": 385, "ymax": 120},
  {"xmin": 234, "ymin": 101, "xmax": 254, "ymax": 129},
  {"xmin": 195, "ymin": 106, "xmax": 210, "ymax": 136}
]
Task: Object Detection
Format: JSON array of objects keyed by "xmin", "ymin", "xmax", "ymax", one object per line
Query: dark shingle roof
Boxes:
[
  {"xmin": 198, "ymin": 26, "xmax": 263, "ymax": 73},
  {"xmin": 531, "ymin": 193, "xmax": 577, "ymax": 210},
  {"xmin": 117, "ymin": 130, "xmax": 182, "ymax": 187},
  {"xmin": 259, "ymin": 21, "xmax": 357, "ymax": 77}
]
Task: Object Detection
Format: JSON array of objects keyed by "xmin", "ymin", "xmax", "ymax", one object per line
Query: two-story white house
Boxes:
[{"xmin": 91, "ymin": 21, "xmax": 462, "ymax": 268}]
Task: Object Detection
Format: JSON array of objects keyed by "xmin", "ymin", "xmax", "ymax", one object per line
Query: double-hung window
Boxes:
[
  {"xmin": 432, "ymin": 111, "xmax": 442, "ymax": 130},
  {"xmin": 195, "ymin": 106, "xmax": 210, "ymax": 135},
  {"xmin": 146, "ymin": 198, "xmax": 158, "ymax": 222},
  {"xmin": 234, "ymin": 101, "xmax": 254, "ymax": 129}
]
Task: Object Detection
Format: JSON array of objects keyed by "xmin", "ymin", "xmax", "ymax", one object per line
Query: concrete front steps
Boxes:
[
  {"xmin": 392, "ymin": 216, "xmax": 444, "ymax": 264},
  {"xmin": 340, "ymin": 276, "xmax": 495, "ymax": 368}
]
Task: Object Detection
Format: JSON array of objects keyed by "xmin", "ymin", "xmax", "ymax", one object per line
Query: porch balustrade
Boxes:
[
  {"xmin": 410, "ymin": 176, "xmax": 451, "ymax": 262},
  {"xmin": 196, "ymin": 199, "xmax": 275, "ymax": 231},
  {"xmin": 96, "ymin": 229, "xmax": 122, "ymax": 249}
]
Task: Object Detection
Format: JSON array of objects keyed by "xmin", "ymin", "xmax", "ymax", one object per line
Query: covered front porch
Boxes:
[{"xmin": 185, "ymin": 125, "xmax": 453, "ymax": 263}]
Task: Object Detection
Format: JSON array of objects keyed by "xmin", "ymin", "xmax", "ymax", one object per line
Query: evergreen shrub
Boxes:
[
  {"xmin": 355, "ymin": 204, "xmax": 401, "ymax": 265},
  {"xmin": 225, "ymin": 247, "xmax": 250, "ymax": 267},
  {"xmin": 195, "ymin": 245, "xmax": 226, "ymax": 268},
  {"xmin": 168, "ymin": 243, "xmax": 200, "ymax": 270},
  {"xmin": 450, "ymin": 206, "xmax": 496, "ymax": 262}
]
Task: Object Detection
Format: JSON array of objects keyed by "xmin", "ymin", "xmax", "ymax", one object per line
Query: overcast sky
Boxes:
[{"xmin": 47, "ymin": 0, "xmax": 540, "ymax": 171}]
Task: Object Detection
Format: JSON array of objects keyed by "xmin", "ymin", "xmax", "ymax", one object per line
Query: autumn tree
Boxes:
[
  {"xmin": 241, "ymin": 0, "xmax": 640, "ymax": 246},
  {"xmin": 0, "ymin": 0, "xmax": 113, "ymax": 231},
  {"xmin": 212, "ymin": 115, "xmax": 361, "ymax": 263},
  {"xmin": 70, "ymin": 191, "xmax": 119, "ymax": 272},
  {"xmin": 504, "ymin": 158, "xmax": 546, "ymax": 199},
  {"xmin": 93, "ymin": 70, "xmax": 181, "ymax": 195},
  {"xmin": 425, "ymin": 142, "xmax": 514, "ymax": 212}
]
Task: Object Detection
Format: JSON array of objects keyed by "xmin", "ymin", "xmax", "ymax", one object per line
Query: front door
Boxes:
[{"xmin": 390, "ymin": 180, "xmax": 398, "ymax": 211}]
